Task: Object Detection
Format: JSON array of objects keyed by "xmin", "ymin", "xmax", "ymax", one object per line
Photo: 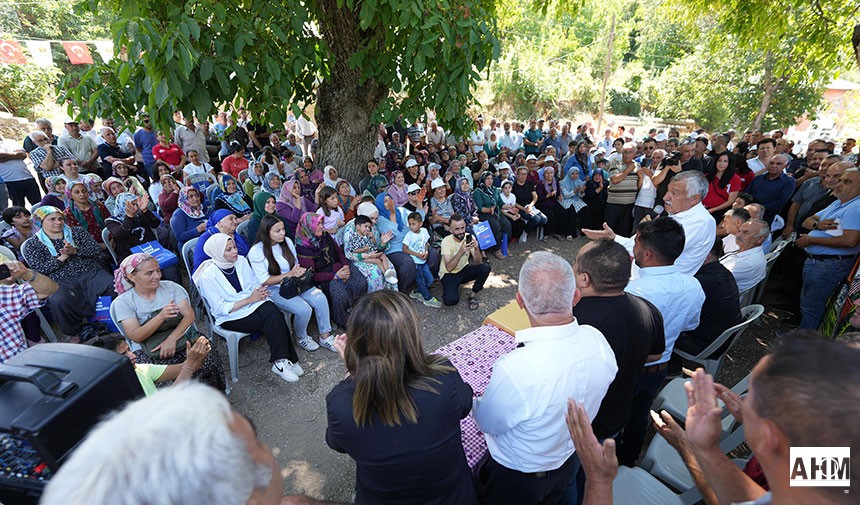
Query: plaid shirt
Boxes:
[
  {"xmin": 29, "ymin": 145, "xmax": 74, "ymax": 178},
  {"xmin": 0, "ymin": 282, "xmax": 42, "ymax": 363}
]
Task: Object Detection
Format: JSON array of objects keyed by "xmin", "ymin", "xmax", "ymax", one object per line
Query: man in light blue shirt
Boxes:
[
  {"xmin": 618, "ymin": 217, "xmax": 705, "ymax": 466},
  {"xmin": 794, "ymin": 168, "xmax": 860, "ymax": 328}
]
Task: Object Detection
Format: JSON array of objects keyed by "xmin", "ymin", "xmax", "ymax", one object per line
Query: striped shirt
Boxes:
[{"xmin": 607, "ymin": 161, "xmax": 640, "ymax": 205}]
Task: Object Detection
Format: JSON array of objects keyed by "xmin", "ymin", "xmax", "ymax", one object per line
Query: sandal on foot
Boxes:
[{"xmin": 468, "ymin": 295, "xmax": 479, "ymax": 310}]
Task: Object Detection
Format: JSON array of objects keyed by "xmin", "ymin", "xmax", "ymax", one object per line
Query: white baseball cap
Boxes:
[
  {"xmin": 431, "ymin": 178, "xmax": 446, "ymax": 190},
  {"xmin": 496, "ymin": 161, "xmax": 511, "ymax": 171},
  {"xmin": 544, "ymin": 155, "xmax": 555, "ymax": 162},
  {"xmin": 406, "ymin": 183, "xmax": 422, "ymax": 193},
  {"xmin": 405, "ymin": 159, "xmax": 418, "ymax": 168},
  {"xmin": 525, "ymin": 154, "xmax": 538, "ymax": 161}
]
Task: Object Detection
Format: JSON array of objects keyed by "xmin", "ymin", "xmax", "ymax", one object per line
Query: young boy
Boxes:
[
  {"xmin": 403, "ymin": 212, "xmax": 442, "ymax": 307},
  {"xmin": 345, "ymin": 214, "xmax": 398, "ymax": 289}
]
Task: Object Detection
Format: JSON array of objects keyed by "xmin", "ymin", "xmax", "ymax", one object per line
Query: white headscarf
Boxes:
[
  {"xmin": 192, "ymin": 233, "xmax": 235, "ymax": 283},
  {"xmin": 357, "ymin": 202, "xmax": 378, "ymax": 217}
]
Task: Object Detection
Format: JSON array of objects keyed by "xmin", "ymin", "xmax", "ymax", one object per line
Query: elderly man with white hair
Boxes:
[
  {"xmin": 40, "ymin": 383, "xmax": 346, "ymax": 505},
  {"xmin": 473, "ymin": 251, "xmax": 617, "ymax": 505},
  {"xmin": 97, "ymin": 126, "xmax": 136, "ymax": 178},
  {"xmin": 585, "ymin": 170, "xmax": 716, "ymax": 276},
  {"xmin": 28, "ymin": 131, "xmax": 75, "ymax": 179},
  {"xmin": 720, "ymin": 219, "xmax": 769, "ymax": 292}
]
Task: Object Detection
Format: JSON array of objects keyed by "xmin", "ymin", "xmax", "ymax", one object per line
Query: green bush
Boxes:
[{"xmin": 0, "ymin": 64, "xmax": 61, "ymax": 119}]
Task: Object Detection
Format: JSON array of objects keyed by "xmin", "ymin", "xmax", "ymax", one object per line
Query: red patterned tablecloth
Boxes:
[{"xmin": 433, "ymin": 324, "xmax": 517, "ymax": 469}]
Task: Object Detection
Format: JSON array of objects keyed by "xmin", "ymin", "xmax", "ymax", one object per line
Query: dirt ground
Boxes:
[{"xmin": 224, "ymin": 235, "xmax": 788, "ymax": 502}]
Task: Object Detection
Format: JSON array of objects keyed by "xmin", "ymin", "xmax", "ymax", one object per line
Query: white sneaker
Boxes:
[
  {"xmin": 271, "ymin": 360, "xmax": 299, "ymax": 382},
  {"xmin": 296, "ymin": 337, "xmax": 320, "ymax": 352},
  {"xmin": 384, "ymin": 268, "xmax": 398, "ymax": 283},
  {"xmin": 319, "ymin": 336, "xmax": 338, "ymax": 353},
  {"xmin": 288, "ymin": 360, "xmax": 305, "ymax": 376}
]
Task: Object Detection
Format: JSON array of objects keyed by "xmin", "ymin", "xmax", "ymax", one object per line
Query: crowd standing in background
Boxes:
[{"xmin": 1, "ymin": 110, "xmax": 859, "ymax": 505}]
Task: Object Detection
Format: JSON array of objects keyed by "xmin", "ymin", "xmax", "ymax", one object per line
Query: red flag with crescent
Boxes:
[
  {"xmin": 63, "ymin": 41, "xmax": 94, "ymax": 64},
  {"xmin": 0, "ymin": 40, "xmax": 26, "ymax": 64}
]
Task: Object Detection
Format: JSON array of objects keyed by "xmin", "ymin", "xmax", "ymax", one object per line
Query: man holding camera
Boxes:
[{"xmin": 439, "ymin": 213, "xmax": 491, "ymax": 309}]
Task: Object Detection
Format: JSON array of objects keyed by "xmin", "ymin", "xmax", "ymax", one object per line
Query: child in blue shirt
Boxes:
[{"xmin": 402, "ymin": 212, "xmax": 442, "ymax": 307}]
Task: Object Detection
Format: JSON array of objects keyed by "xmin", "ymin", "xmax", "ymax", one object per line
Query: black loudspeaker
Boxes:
[{"xmin": 0, "ymin": 343, "xmax": 144, "ymax": 504}]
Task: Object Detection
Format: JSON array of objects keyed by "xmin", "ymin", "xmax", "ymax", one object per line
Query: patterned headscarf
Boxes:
[
  {"xmin": 101, "ymin": 177, "xmax": 124, "ymax": 197},
  {"xmin": 262, "ymin": 171, "xmax": 282, "ymax": 200},
  {"xmin": 178, "ymin": 186, "xmax": 205, "ymax": 219},
  {"xmin": 32, "ymin": 206, "xmax": 75, "ymax": 256},
  {"xmin": 84, "ymin": 173, "xmax": 104, "ymax": 200},
  {"xmin": 294, "ymin": 212, "xmax": 323, "ymax": 251},
  {"xmin": 45, "ymin": 176, "xmax": 65, "ymax": 195},
  {"xmin": 215, "ymin": 174, "xmax": 251, "ymax": 214},
  {"xmin": 112, "ymin": 192, "xmax": 139, "ymax": 219},
  {"xmin": 113, "ymin": 253, "xmax": 154, "ymax": 294},
  {"xmin": 66, "ymin": 181, "xmax": 106, "ymax": 231}
]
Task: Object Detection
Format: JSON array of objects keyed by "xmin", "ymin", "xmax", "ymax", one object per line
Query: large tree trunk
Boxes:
[
  {"xmin": 853, "ymin": 23, "xmax": 860, "ymax": 71},
  {"xmin": 752, "ymin": 53, "xmax": 777, "ymax": 130},
  {"xmin": 315, "ymin": 0, "xmax": 388, "ymax": 182}
]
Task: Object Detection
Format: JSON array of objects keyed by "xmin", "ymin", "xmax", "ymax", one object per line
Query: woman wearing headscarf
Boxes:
[
  {"xmin": 450, "ymin": 176, "xmax": 480, "ymax": 234},
  {"xmin": 157, "ymin": 174, "xmax": 181, "ymax": 223},
  {"xmin": 247, "ymin": 191, "xmax": 287, "ymax": 246},
  {"xmin": 112, "ymin": 161, "xmax": 146, "ymax": 189},
  {"xmin": 243, "ymin": 160, "xmax": 267, "ymax": 197},
  {"xmin": 102, "ymin": 176, "xmax": 125, "ymax": 215},
  {"xmin": 262, "ymin": 171, "xmax": 282, "ymax": 200},
  {"xmin": 170, "ymin": 186, "xmax": 208, "ymax": 252},
  {"xmin": 40, "ymin": 176, "xmax": 67, "ymax": 210},
  {"xmin": 213, "ymin": 174, "xmax": 252, "ymax": 219},
  {"xmin": 112, "ymin": 253, "xmax": 224, "ymax": 390},
  {"xmin": 193, "ymin": 233, "xmax": 303, "ymax": 383},
  {"xmin": 296, "ymin": 168, "xmax": 320, "ymax": 201},
  {"xmin": 106, "ymin": 191, "xmax": 182, "ymax": 282},
  {"xmin": 302, "ymin": 157, "xmax": 324, "ymax": 185},
  {"xmin": 63, "ymin": 180, "xmax": 110, "ymax": 247},
  {"xmin": 386, "ymin": 170, "xmax": 409, "ymax": 208},
  {"xmin": 342, "ymin": 202, "xmax": 392, "ymax": 292},
  {"xmin": 535, "ymin": 165, "xmax": 566, "ymax": 240},
  {"xmin": 276, "ymin": 177, "xmax": 318, "ymax": 239},
  {"xmin": 583, "ymin": 170, "xmax": 608, "ymax": 229},
  {"xmin": 472, "ymin": 171, "xmax": 510, "ymax": 259},
  {"xmin": 21, "ymin": 206, "xmax": 115, "ymax": 342},
  {"xmin": 295, "ymin": 213, "xmax": 367, "ymax": 328},
  {"xmin": 559, "ymin": 167, "xmax": 590, "ymax": 240},
  {"xmin": 193, "ymin": 209, "xmax": 250, "ymax": 272},
  {"xmin": 83, "ymin": 173, "xmax": 106, "ymax": 202},
  {"xmin": 373, "ymin": 193, "xmax": 441, "ymax": 295},
  {"xmin": 563, "ymin": 140, "xmax": 592, "ymax": 181}
]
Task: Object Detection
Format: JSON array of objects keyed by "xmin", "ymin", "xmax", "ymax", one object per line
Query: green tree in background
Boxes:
[{"xmin": 63, "ymin": 0, "xmax": 498, "ymax": 181}]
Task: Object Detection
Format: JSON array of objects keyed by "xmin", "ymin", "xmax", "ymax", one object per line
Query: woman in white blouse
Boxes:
[
  {"xmin": 192, "ymin": 232, "xmax": 303, "ymax": 383},
  {"xmin": 247, "ymin": 215, "xmax": 336, "ymax": 353}
]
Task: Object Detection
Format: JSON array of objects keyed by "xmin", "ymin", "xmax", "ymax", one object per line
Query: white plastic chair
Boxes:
[
  {"xmin": 181, "ymin": 237, "xmax": 204, "ymax": 319},
  {"xmin": 102, "ymin": 227, "xmax": 119, "ymax": 266},
  {"xmin": 199, "ymin": 295, "xmax": 251, "ymax": 387},
  {"xmin": 673, "ymin": 304, "xmax": 764, "ymax": 377}
]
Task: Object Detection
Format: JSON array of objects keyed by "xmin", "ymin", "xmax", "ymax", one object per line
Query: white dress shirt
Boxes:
[
  {"xmin": 722, "ymin": 234, "xmax": 738, "ymax": 253},
  {"xmin": 720, "ymin": 246, "xmax": 766, "ymax": 292},
  {"xmin": 746, "ymin": 157, "xmax": 766, "ymax": 175},
  {"xmin": 616, "ymin": 203, "xmax": 715, "ymax": 277},
  {"xmin": 194, "ymin": 257, "xmax": 265, "ymax": 326},
  {"xmin": 626, "ymin": 265, "xmax": 705, "ymax": 365},
  {"xmin": 473, "ymin": 321, "xmax": 617, "ymax": 472},
  {"xmin": 499, "ymin": 131, "xmax": 522, "ymax": 152}
]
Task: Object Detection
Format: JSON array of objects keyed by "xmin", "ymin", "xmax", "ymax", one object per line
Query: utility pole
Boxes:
[{"xmin": 596, "ymin": 14, "xmax": 615, "ymax": 135}]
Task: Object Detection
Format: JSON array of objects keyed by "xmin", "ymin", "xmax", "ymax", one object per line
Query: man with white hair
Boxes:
[
  {"xmin": 97, "ymin": 127, "xmax": 136, "ymax": 178},
  {"xmin": 473, "ymin": 251, "xmax": 617, "ymax": 505},
  {"xmin": 22, "ymin": 118, "xmax": 58, "ymax": 152},
  {"xmin": 585, "ymin": 170, "xmax": 716, "ymax": 276},
  {"xmin": 28, "ymin": 131, "xmax": 74, "ymax": 179},
  {"xmin": 40, "ymin": 382, "xmax": 345, "ymax": 505},
  {"xmin": 720, "ymin": 219, "xmax": 768, "ymax": 292}
]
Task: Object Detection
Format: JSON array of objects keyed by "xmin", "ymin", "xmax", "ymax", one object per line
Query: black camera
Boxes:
[{"xmin": 664, "ymin": 151, "xmax": 682, "ymax": 166}]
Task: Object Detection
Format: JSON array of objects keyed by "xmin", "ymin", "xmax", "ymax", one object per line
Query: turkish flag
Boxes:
[
  {"xmin": 63, "ymin": 41, "xmax": 94, "ymax": 64},
  {"xmin": 0, "ymin": 40, "xmax": 27, "ymax": 64}
]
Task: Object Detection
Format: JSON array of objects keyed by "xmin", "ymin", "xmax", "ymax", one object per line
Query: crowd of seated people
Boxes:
[{"xmin": 1, "ymin": 113, "xmax": 859, "ymax": 505}]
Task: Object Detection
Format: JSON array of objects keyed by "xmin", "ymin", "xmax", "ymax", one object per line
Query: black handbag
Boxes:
[{"xmin": 279, "ymin": 268, "xmax": 315, "ymax": 299}]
